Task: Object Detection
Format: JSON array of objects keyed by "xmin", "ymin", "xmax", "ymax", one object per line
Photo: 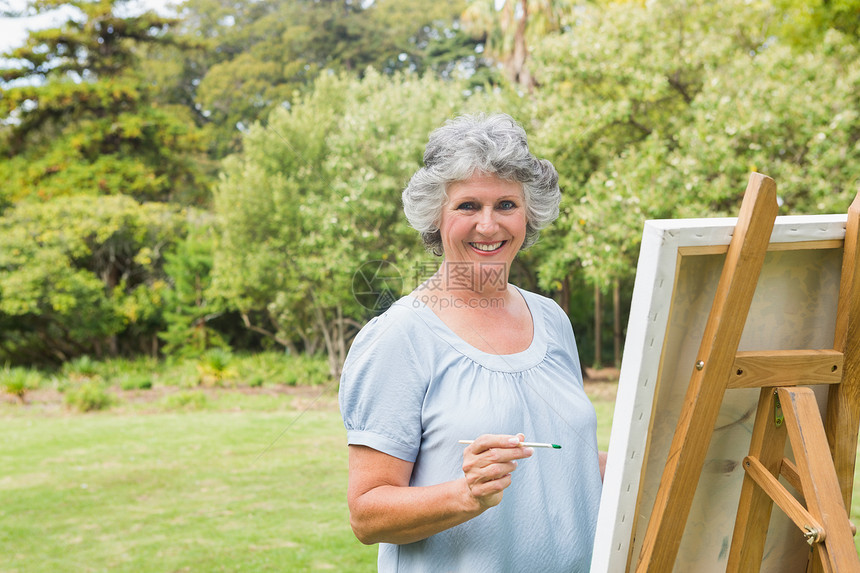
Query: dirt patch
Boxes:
[
  {"xmin": 0, "ymin": 384, "xmax": 340, "ymax": 412},
  {"xmin": 4, "ymin": 377, "xmax": 614, "ymax": 412},
  {"xmin": 583, "ymin": 366, "xmax": 620, "ymax": 382},
  {"xmin": 583, "ymin": 366, "xmax": 619, "ymax": 401}
]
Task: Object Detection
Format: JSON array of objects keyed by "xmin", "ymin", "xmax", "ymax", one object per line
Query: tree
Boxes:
[
  {"xmin": 772, "ymin": 0, "xmax": 860, "ymax": 48},
  {"xmin": 523, "ymin": 0, "xmax": 860, "ymax": 366},
  {"xmin": 0, "ymin": 0, "xmax": 209, "ymax": 206},
  {"xmin": 0, "ymin": 195, "xmax": 183, "ymax": 364},
  {"xmin": 663, "ymin": 30, "xmax": 860, "ymax": 217},
  {"xmin": 158, "ymin": 225, "xmax": 234, "ymax": 357},
  {"xmin": 178, "ymin": 0, "xmax": 472, "ymax": 156},
  {"xmin": 461, "ymin": 0, "xmax": 573, "ymax": 89},
  {"xmin": 529, "ymin": 0, "xmax": 778, "ymax": 289}
]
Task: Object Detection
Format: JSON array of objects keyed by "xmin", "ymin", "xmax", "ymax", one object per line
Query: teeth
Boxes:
[{"xmin": 471, "ymin": 241, "xmax": 504, "ymax": 251}]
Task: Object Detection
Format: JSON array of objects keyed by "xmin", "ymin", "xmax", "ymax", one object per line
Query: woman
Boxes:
[{"xmin": 339, "ymin": 113, "xmax": 604, "ymax": 572}]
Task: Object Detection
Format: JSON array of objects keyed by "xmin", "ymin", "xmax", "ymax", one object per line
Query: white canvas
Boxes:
[{"xmin": 591, "ymin": 214, "xmax": 847, "ymax": 572}]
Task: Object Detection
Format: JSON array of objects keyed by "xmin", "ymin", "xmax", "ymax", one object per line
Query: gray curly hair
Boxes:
[{"xmin": 402, "ymin": 113, "xmax": 561, "ymax": 256}]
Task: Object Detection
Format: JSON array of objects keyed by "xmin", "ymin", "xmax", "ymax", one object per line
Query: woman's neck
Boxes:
[{"xmin": 439, "ymin": 260, "xmax": 509, "ymax": 294}]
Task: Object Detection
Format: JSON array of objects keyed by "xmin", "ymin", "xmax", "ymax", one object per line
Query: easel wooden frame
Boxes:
[
  {"xmin": 635, "ymin": 174, "xmax": 860, "ymax": 571},
  {"xmin": 636, "ymin": 173, "xmax": 860, "ymax": 573}
]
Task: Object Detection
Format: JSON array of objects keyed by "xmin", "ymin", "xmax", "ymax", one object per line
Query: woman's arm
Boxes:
[{"xmin": 347, "ymin": 434, "xmax": 533, "ymax": 545}]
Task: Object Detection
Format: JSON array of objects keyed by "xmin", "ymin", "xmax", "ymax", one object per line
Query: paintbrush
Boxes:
[{"xmin": 458, "ymin": 440, "xmax": 562, "ymax": 449}]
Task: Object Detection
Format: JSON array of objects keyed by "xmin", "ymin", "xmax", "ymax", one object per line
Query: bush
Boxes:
[
  {"xmin": 62, "ymin": 356, "xmax": 101, "ymax": 381},
  {"xmin": 283, "ymin": 354, "xmax": 331, "ymax": 386},
  {"xmin": 64, "ymin": 381, "xmax": 115, "ymax": 412},
  {"xmin": 1, "ymin": 365, "xmax": 41, "ymax": 404},
  {"xmin": 119, "ymin": 374, "xmax": 153, "ymax": 391},
  {"xmin": 239, "ymin": 352, "xmax": 331, "ymax": 386},
  {"xmin": 196, "ymin": 348, "xmax": 238, "ymax": 387}
]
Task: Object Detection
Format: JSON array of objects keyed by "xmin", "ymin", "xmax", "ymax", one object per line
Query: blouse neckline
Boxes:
[{"xmin": 398, "ymin": 286, "xmax": 548, "ymax": 372}]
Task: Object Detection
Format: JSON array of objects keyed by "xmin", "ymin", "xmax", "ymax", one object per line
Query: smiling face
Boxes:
[{"xmin": 438, "ymin": 173, "xmax": 527, "ymax": 275}]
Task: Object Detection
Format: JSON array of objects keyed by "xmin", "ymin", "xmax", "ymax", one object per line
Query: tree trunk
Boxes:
[
  {"xmin": 594, "ymin": 283, "xmax": 602, "ymax": 368},
  {"xmin": 560, "ymin": 275, "xmax": 571, "ymax": 315},
  {"xmin": 310, "ymin": 294, "xmax": 346, "ymax": 382},
  {"xmin": 101, "ymin": 245, "xmax": 121, "ymax": 357},
  {"xmin": 240, "ymin": 311, "xmax": 299, "ymax": 355},
  {"xmin": 614, "ymin": 280, "xmax": 622, "ymax": 368},
  {"xmin": 507, "ymin": 0, "xmax": 533, "ymax": 90}
]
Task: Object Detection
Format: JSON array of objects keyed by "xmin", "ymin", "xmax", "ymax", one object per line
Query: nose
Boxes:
[{"xmin": 476, "ymin": 206, "xmax": 498, "ymax": 235}]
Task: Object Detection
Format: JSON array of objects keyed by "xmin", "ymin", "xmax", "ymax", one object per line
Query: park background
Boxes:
[{"xmin": 1, "ymin": 0, "xmax": 859, "ymax": 570}]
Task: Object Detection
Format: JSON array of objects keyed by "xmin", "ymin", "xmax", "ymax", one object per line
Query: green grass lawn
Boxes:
[
  {"xmin": 0, "ymin": 388, "xmax": 377, "ymax": 572},
  {"xmin": 0, "ymin": 382, "xmax": 856, "ymax": 571}
]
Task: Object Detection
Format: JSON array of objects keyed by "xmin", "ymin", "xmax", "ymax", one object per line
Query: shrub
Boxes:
[
  {"xmin": 283, "ymin": 354, "xmax": 331, "ymax": 387},
  {"xmin": 1, "ymin": 365, "xmax": 41, "ymax": 404},
  {"xmin": 119, "ymin": 374, "xmax": 153, "ymax": 391},
  {"xmin": 64, "ymin": 381, "xmax": 115, "ymax": 412},
  {"xmin": 196, "ymin": 348, "xmax": 238, "ymax": 387},
  {"xmin": 62, "ymin": 356, "xmax": 101, "ymax": 381}
]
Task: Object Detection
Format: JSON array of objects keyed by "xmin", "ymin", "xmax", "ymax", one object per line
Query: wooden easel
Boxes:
[{"xmin": 634, "ymin": 173, "xmax": 860, "ymax": 572}]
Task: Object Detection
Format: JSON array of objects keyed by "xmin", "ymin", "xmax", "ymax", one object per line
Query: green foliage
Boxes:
[
  {"xmin": 159, "ymin": 226, "xmax": 233, "ymax": 357},
  {"xmin": 772, "ymin": 0, "xmax": 860, "ymax": 48},
  {"xmin": 0, "ymin": 195, "xmax": 184, "ymax": 364},
  {"xmin": 118, "ymin": 373, "xmax": 153, "ymax": 391},
  {"xmin": 181, "ymin": 0, "xmax": 472, "ymax": 156},
  {"xmin": 1, "ymin": 364, "xmax": 42, "ymax": 403},
  {"xmin": 529, "ymin": 0, "xmax": 860, "ymax": 291},
  {"xmin": 0, "ymin": 0, "xmax": 210, "ymax": 204},
  {"xmin": 666, "ymin": 32, "xmax": 860, "ymax": 216},
  {"xmin": 2, "ymin": 0, "xmax": 859, "ymax": 377},
  {"xmin": 64, "ymin": 380, "xmax": 116, "ymax": 412},
  {"xmin": 223, "ymin": 350, "xmax": 329, "ymax": 387},
  {"xmin": 195, "ymin": 348, "xmax": 238, "ymax": 387},
  {"xmin": 278, "ymin": 354, "xmax": 332, "ymax": 387},
  {"xmin": 1, "ymin": 0, "xmax": 179, "ymax": 80},
  {"xmin": 61, "ymin": 355, "xmax": 102, "ymax": 381}
]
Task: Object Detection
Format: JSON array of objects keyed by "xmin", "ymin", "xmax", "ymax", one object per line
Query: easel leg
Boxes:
[
  {"xmin": 807, "ymin": 548, "xmax": 824, "ymax": 573},
  {"xmin": 727, "ymin": 388, "xmax": 788, "ymax": 572},
  {"xmin": 779, "ymin": 387, "xmax": 860, "ymax": 572},
  {"xmin": 727, "ymin": 386, "xmax": 859, "ymax": 572},
  {"xmin": 826, "ymin": 192, "xmax": 860, "ymax": 514}
]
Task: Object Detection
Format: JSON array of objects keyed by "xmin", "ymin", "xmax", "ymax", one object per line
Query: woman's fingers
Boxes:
[{"xmin": 461, "ymin": 433, "xmax": 533, "ymax": 509}]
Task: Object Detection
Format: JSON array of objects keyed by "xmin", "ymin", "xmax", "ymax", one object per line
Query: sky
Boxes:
[{"xmin": 0, "ymin": 0, "xmax": 175, "ymax": 54}]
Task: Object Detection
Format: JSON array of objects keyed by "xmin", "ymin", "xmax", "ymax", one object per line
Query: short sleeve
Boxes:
[
  {"xmin": 533, "ymin": 292, "xmax": 584, "ymax": 389},
  {"xmin": 338, "ymin": 304, "xmax": 430, "ymax": 462}
]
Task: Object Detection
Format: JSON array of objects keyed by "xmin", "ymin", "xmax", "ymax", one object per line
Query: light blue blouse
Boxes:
[{"xmin": 339, "ymin": 288, "xmax": 602, "ymax": 572}]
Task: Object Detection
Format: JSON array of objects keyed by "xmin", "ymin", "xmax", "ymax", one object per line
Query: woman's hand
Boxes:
[
  {"xmin": 346, "ymin": 435, "xmax": 532, "ymax": 545},
  {"xmin": 461, "ymin": 433, "xmax": 533, "ymax": 510}
]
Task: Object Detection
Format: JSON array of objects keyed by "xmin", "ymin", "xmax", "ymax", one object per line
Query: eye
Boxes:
[
  {"xmin": 456, "ymin": 201, "xmax": 478, "ymax": 211},
  {"xmin": 498, "ymin": 200, "xmax": 517, "ymax": 210}
]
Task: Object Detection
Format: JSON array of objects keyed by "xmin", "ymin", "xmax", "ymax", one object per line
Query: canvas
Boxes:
[{"xmin": 591, "ymin": 214, "xmax": 848, "ymax": 572}]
